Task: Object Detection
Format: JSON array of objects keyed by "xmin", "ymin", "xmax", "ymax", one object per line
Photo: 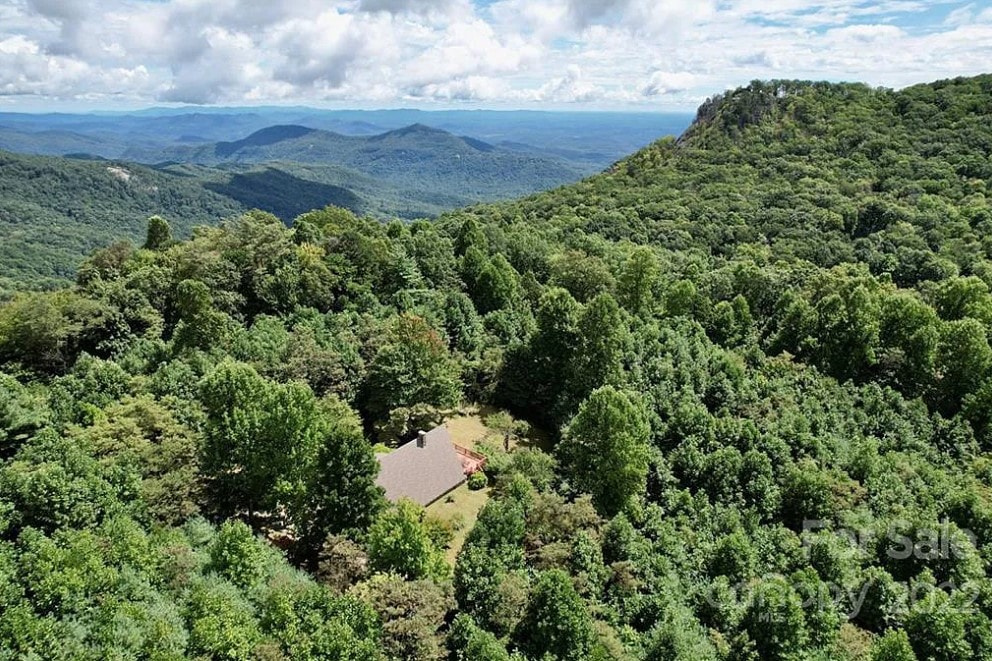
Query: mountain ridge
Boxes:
[{"xmin": 136, "ymin": 122, "xmax": 523, "ymax": 166}]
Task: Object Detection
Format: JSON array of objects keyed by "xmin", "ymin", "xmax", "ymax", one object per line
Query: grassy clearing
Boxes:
[
  {"xmin": 427, "ymin": 482, "xmax": 493, "ymax": 564},
  {"xmin": 426, "ymin": 405, "xmax": 550, "ymax": 563},
  {"xmin": 447, "ymin": 404, "xmax": 553, "ymax": 453}
]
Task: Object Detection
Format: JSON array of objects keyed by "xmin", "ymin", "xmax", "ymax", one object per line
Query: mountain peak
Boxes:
[
  {"xmin": 215, "ymin": 125, "xmax": 318, "ymax": 157},
  {"xmin": 679, "ymin": 79, "xmax": 882, "ymax": 147},
  {"xmin": 370, "ymin": 124, "xmax": 496, "ymax": 152},
  {"xmin": 370, "ymin": 123, "xmax": 450, "ymax": 141}
]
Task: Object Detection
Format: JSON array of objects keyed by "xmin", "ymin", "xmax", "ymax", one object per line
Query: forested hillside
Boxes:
[
  {"xmin": 0, "ymin": 129, "xmax": 576, "ymax": 294},
  {"xmin": 0, "ymin": 151, "xmax": 244, "ymax": 293},
  {"xmin": 2, "ymin": 74, "xmax": 992, "ymax": 660}
]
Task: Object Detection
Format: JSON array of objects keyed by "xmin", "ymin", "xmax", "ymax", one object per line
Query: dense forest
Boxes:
[
  {"xmin": 1, "ymin": 74, "xmax": 992, "ymax": 659},
  {"xmin": 0, "ymin": 150, "xmax": 244, "ymax": 293}
]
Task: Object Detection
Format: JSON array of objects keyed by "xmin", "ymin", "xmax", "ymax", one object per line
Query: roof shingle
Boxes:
[{"xmin": 375, "ymin": 426, "xmax": 467, "ymax": 506}]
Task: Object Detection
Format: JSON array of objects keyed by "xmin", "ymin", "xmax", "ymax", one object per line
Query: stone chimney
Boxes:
[{"xmin": 417, "ymin": 430, "xmax": 428, "ymax": 448}]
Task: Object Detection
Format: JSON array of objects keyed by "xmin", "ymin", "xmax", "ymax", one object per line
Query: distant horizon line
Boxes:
[{"xmin": 0, "ymin": 104, "xmax": 700, "ymax": 117}]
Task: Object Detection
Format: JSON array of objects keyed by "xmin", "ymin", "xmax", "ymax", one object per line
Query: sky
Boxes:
[{"xmin": 0, "ymin": 0, "xmax": 990, "ymax": 111}]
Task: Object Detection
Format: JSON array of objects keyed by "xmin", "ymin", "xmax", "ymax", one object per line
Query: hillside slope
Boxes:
[
  {"xmin": 498, "ymin": 75, "xmax": 992, "ymax": 282},
  {"xmin": 0, "ymin": 126, "xmax": 582, "ymax": 293},
  {"xmin": 0, "ymin": 151, "xmax": 244, "ymax": 292},
  {"xmin": 0, "ymin": 150, "xmax": 475, "ymax": 293}
]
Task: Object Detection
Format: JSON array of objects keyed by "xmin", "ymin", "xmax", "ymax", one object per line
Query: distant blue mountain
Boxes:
[
  {"xmin": 128, "ymin": 123, "xmax": 585, "ymax": 202},
  {"xmin": 0, "ymin": 108, "xmax": 693, "ymax": 169}
]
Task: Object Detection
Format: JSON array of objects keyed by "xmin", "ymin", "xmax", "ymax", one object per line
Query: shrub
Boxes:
[{"xmin": 468, "ymin": 471, "xmax": 488, "ymax": 490}]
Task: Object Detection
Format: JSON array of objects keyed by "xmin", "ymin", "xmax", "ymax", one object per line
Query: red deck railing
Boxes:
[{"xmin": 454, "ymin": 444, "xmax": 487, "ymax": 475}]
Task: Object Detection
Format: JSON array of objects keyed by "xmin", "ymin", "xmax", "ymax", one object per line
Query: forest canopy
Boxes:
[{"xmin": 1, "ymin": 74, "xmax": 992, "ymax": 659}]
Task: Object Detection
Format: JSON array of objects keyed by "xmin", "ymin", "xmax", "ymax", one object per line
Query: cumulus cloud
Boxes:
[
  {"xmin": 531, "ymin": 65, "xmax": 604, "ymax": 102},
  {"xmin": 0, "ymin": 34, "xmax": 152, "ymax": 99},
  {"xmin": 489, "ymin": 0, "xmax": 715, "ymax": 40},
  {"xmin": 732, "ymin": 51, "xmax": 780, "ymax": 69},
  {"xmin": 23, "ymin": 0, "xmax": 92, "ymax": 55},
  {"xmin": 1, "ymin": 0, "xmax": 991, "ymax": 108},
  {"xmin": 642, "ymin": 70, "xmax": 696, "ymax": 97},
  {"xmin": 408, "ymin": 75, "xmax": 510, "ymax": 101},
  {"xmin": 402, "ymin": 19, "xmax": 539, "ymax": 87},
  {"xmin": 825, "ymin": 24, "xmax": 905, "ymax": 42},
  {"xmin": 268, "ymin": 11, "xmax": 368, "ymax": 88},
  {"xmin": 158, "ymin": 27, "xmax": 264, "ymax": 104},
  {"xmin": 944, "ymin": 3, "xmax": 992, "ymax": 26}
]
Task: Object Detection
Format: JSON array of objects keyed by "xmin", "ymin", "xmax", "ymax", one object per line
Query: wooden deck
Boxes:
[{"xmin": 454, "ymin": 443, "xmax": 487, "ymax": 475}]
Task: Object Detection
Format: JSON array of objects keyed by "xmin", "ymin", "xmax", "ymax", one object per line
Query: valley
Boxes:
[{"xmin": 0, "ymin": 111, "xmax": 692, "ymax": 292}]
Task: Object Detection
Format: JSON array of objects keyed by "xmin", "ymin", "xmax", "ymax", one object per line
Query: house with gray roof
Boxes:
[{"xmin": 375, "ymin": 426, "xmax": 486, "ymax": 507}]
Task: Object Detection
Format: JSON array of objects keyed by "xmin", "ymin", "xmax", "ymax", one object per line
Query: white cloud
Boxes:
[
  {"xmin": 531, "ymin": 65, "xmax": 603, "ymax": 102},
  {"xmin": 359, "ymin": 0, "xmax": 470, "ymax": 17},
  {"xmin": 408, "ymin": 75, "xmax": 510, "ymax": 101},
  {"xmin": 0, "ymin": 0, "xmax": 989, "ymax": 109},
  {"xmin": 642, "ymin": 70, "xmax": 696, "ymax": 97},
  {"xmin": 0, "ymin": 39, "xmax": 152, "ymax": 99},
  {"xmin": 732, "ymin": 51, "xmax": 780, "ymax": 69},
  {"xmin": 402, "ymin": 19, "xmax": 540, "ymax": 87},
  {"xmin": 825, "ymin": 24, "xmax": 905, "ymax": 42}
]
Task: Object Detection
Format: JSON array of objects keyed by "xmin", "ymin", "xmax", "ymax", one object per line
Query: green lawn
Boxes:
[{"xmin": 426, "ymin": 482, "xmax": 493, "ymax": 564}]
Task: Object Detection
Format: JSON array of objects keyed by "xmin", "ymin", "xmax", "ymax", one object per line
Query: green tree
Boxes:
[
  {"xmin": 143, "ymin": 216, "xmax": 173, "ymax": 251},
  {"xmin": 560, "ymin": 386, "xmax": 650, "ymax": 516},
  {"xmin": 665, "ymin": 279, "xmax": 707, "ymax": 319},
  {"xmin": 172, "ymin": 280, "xmax": 229, "ymax": 351},
  {"xmin": 933, "ymin": 276, "xmax": 992, "ymax": 324},
  {"xmin": 455, "ymin": 217, "xmax": 487, "ymax": 255},
  {"xmin": 295, "ymin": 396, "xmax": 384, "ymax": 551},
  {"xmin": 209, "ymin": 520, "xmax": 267, "ymax": 589},
  {"xmin": 813, "ymin": 283, "xmax": 881, "ymax": 381},
  {"xmin": 742, "ymin": 575, "xmax": 808, "ymax": 659},
  {"xmin": 75, "ymin": 395, "xmax": 201, "ymax": 525},
  {"xmin": 570, "ymin": 293, "xmax": 627, "ymax": 405},
  {"xmin": 934, "ymin": 318, "xmax": 992, "ymax": 413},
  {"xmin": 515, "ymin": 569, "xmax": 595, "ymax": 661},
  {"xmin": 366, "ymin": 499, "xmax": 448, "ymax": 581},
  {"xmin": 617, "ymin": 246, "xmax": 660, "ymax": 315},
  {"xmin": 357, "ymin": 574, "xmax": 453, "ymax": 661},
  {"xmin": 199, "ymin": 362, "xmax": 332, "ymax": 526},
  {"xmin": 0, "ymin": 428, "xmax": 139, "ymax": 534},
  {"xmin": 461, "ymin": 245, "xmax": 489, "ymax": 298},
  {"xmin": 199, "ymin": 362, "xmax": 280, "ymax": 520},
  {"xmin": 363, "ymin": 314, "xmax": 462, "ymax": 429},
  {"xmin": 448, "ymin": 614, "xmax": 511, "ymax": 661},
  {"xmin": 454, "ymin": 541, "xmax": 527, "ymax": 636},
  {"xmin": 550, "ymin": 251, "xmax": 615, "ymax": 303},
  {"xmin": 507, "ymin": 287, "xmax": 580, "ymax": 423},
  {"xmin": 871, "ymin": 629, "xmax": 918, "ymax": 661},
  {"xmin": 904, "ymin": 589, "xmax": 972, "ymax": 661},
  {"xmin": 879, "ymin": 292, "xmax": 939, "ymax": 396},
  {"xmin": 0, "ymin": 372, "xmax": 49, "ymax": 457},
  {"xmin": 0, "ymin": 291, "xmax": 108, "ymax": 373},
  {"xmin": 185, "ymin": 577, "xmax": 262, "ymax": 660},
  {"xmin": 475, "ymin": 254, "xmax": 521, "ymax": 314}
]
